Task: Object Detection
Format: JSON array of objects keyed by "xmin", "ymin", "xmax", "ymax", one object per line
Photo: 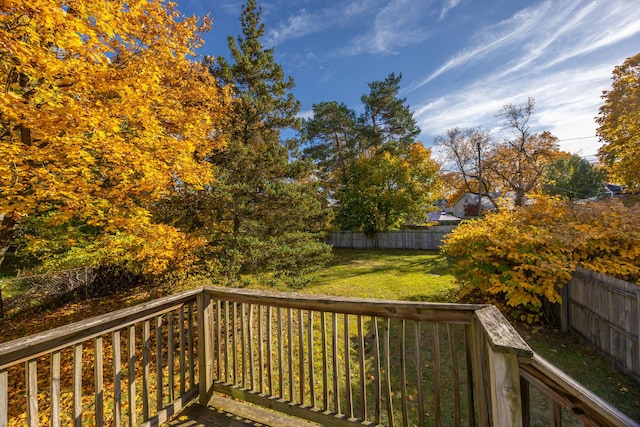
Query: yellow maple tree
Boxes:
[
  {"xmin": 597, "ymin": 52, "xmax": 640, "ymax": 190},
  {"xmin": 0, "ymin": 0, "xmax": 231, "ymax": 273}
]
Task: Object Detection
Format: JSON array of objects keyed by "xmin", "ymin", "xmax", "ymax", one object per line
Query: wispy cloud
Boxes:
[
  {"xmin": 406, "ymin": 1, "xmax": 560, "ymax": 91},
  {"xmin": 264, "ymin": 0, "xmax": 378, "ymax": 47},
  {"xmin": 265, "ymin": 0, "xmax": 438, "ymax": 57},
  {"xmin": 409, "ymin": 0, "xmax": 640, "ymax": 154},
  {"xmin": 336, "ymin": 0, "xmax": 435, "ymax": 56},
  {"xmin": 439, "ymin": 0, "xmax": 461, "ymax": 20}
]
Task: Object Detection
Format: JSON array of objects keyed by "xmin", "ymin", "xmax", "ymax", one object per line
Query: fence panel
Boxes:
[
  {"xmin": 563, "ymin": 267, "xmax": 640, "ymax": 380},
  {"xmin": 327, "ymin": 227, "xmax": 457, "ymax": 250}
]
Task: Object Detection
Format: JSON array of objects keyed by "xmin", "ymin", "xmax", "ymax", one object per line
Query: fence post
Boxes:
[
  {"xmin": 637, "ymin": 288, "xmax": 640, "ymax": 375},
  {"xmin": 197, "ymin": 289, "xmax": 214, "ymax": 406},
  {"xmin": 561, "ymin": 282, "xmax": 569, "ymax": 334}
]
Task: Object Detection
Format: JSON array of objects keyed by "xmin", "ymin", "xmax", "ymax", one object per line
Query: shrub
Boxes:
[{"xmin": 442, "ymin": 196, "xmax": 640, "ymax": 322}]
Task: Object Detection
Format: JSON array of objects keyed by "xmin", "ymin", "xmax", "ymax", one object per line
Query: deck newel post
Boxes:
[
  {"xmin": 474, "ymin": 306, "xmax": 530, "ymax": 427},
  {"xmin": 471, "ymin": 316, "xmax": 491, "ymax": 427},
  {"xmin": 485, "ymin": 345, "xmax": 522, "ymax": 426},
  {"xmin": 198, "ymin": 289, "xmax": 214, "ymax": 406}
]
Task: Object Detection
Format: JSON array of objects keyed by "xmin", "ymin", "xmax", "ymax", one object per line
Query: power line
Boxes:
[{"xmin": 556, "ymin": 135, "xmax": 598, "ymax": 142}]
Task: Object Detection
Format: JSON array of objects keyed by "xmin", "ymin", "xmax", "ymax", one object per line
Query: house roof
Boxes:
[
  {"xmin": 604, "ymin": 184, "xmax": 623, "ymax": 194},
  {"xmin": 427, "ymin": 211, "xmax": 461, "ymax": 222},
  {"xmin": 452, "ymin": 192, "xmax": 496, "ymax": 210}
]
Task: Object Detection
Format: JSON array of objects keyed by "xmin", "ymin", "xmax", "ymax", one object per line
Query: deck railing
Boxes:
[
  {"xmin": 0, "ymin": 289, "xmax": 203, "ymax": 426},
  {"xmin": 0, "ymin": 286, "xmax": 636, "ymax": 426}
]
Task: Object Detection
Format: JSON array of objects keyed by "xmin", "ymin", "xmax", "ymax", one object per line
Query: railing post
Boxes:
[
  {"xmin": 473, "ymin": 306, "xmax": 532, "ymax": 427},
  {"xmin": 198, "ymin": 289, "xmax": 214, "ymax": 406}
]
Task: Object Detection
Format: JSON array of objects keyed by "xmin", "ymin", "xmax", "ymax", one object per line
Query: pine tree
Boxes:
[{"xmin": 205, "ymin": 0, "xmax": 331, "ymax": 285}]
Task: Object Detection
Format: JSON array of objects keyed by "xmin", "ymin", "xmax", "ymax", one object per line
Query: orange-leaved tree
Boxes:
[
  {"xmin": 442, "ymin": 196, "xmax": 640, "ymax": 322},
  {"xmin": 0, "ymin": 0, "xmax": 231, "ymax": 274}
]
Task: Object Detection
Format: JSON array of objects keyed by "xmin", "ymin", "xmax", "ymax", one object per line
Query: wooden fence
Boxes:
[
  {"xmin": 561, "ymin": 267, "xmax": 640, "ymax": 381},
  {"xmin": 327, "ymin": 227, "xmax": 457, "ymax": 250}
]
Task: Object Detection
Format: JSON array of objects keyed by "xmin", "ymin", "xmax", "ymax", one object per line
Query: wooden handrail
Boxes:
[
  {"xmin": 519, "ymin": 353, "xmax": 639, "ymax": 427},
  {"xmin": 204, "ymin": 285, "xmax": 485, "ymax": 322}
]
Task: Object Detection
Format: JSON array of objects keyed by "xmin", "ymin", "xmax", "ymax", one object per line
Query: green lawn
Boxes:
[{"xmin": 299, "ymin": 248, "xmax": 458, "ymax": 302}]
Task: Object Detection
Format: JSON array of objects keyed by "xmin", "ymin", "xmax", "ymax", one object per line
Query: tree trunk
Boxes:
[{"xmin": 0, "ymin": 215, "xmax": 15, "ymax": 270}]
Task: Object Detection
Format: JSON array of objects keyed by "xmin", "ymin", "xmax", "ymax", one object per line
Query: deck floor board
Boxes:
[{"xmin": 166, "ymin": 394, "xmax": 320, "ymax": 427}]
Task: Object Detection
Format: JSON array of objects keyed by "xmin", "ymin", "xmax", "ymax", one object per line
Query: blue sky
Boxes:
[{"xmin": 181, "ymin": 0, "xmax": 640, "ymax": 158}]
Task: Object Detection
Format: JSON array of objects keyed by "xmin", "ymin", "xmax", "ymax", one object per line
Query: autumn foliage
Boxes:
[
  {"xmin": 597, "ymin": 51, "xmax": 640, "ymax": 191},
  {"xmin": 0, "ymin": 0, "xmax": 231, "ymax": 273},
  {"xmin": 442, "ymin": 197, "xmax": 640, "ymax": 322}
]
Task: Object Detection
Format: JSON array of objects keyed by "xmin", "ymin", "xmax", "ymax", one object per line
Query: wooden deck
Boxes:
[
  {"xmin": 1, "ymin": 286, "xmax": 637, "ymax": 427},
  {"xmin": 167, "ymin": 394, "xmax": 319, "ymax": 427}
]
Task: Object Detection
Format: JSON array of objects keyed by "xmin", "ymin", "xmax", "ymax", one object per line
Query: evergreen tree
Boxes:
[
  {"xmin": 359, "ymin": 72, "xmax": 421, "ymax": 155},
  {"xmin": 302, "ymin": 101, "xmax": 359, "ymax": 199},
  {"xmin": 205, "ymin": 0, "xmax": 331, "ymax": 285}
]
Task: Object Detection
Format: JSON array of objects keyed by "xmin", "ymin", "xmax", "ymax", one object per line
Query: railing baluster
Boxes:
[
  {"xmin": 224, "ymin": 301, "xmax": 230, "ymax": 384},
  {"xmin": 258, "ymin": 305, "xmax": 264, "ymax": 393},
  {"xmin": 415, "ymin": 321, "xmax": 425, "ymax": 427},
  {"xmin": 215, "ymin": 300, "xmax": 222, "ymax": 381},
  {"xmin": 372, "ymin": 316, "xmax": 381, "ymax": 425},
  {"xmin": 188, "ymin": 304, "xmax": 195, "ymax": 389},
  {"xmin": 179, "ymin": 307, "xmax": 186, "ymax": 394},
  {"xmin": 383, "ymin": 318, "xmax": 394, "ymax": 426},
  {"xmin": 277, "ymin": 307, "xmax": 284, "ymax": 399},
  {"xmin": 298, "ymin": 308, "xmax": 305, "ymax": 405},
  {"xmin": 400, "ymin": 319, "xmax": 408, "ymax": 427},
  {"xmin": 113, "ymin": 331, "xmax": 122, "ymax": 427},
  {"xmin": 288, "ymin": 308, "xmax": 294, "ymax": 402},
  {"xmin": 307, "ymin": 310, "xmax": 316, "ymax": 409},
  {"xmin": 447, "ymin": 324, "xmax": 461, "ymax": 427},
  {"xmin": 249, "ymin": 304, "xmax": 256, "ymax": 391},
  {"xmin": 433, "ymin": 322, "xmax": 441, "ymax": 426},
  {"xmin": 332, "ymin": 312, "xmax": 340, "ymax": 414},
  {"xmin": 0, "ymin": 368, "xmax": 8, "ymax": 427},
  {"xmin": 464, "ymin": 324, "xmax": 476, "ymax": 426},
  {"xmin": 156, "ymin": 315, "xmax": 163, "ymax": 411},
  {"xmin": 95, "ymin": 336, "xmax": 104, "ymax": 426},
  {"xmin": 321, "ymin": 311, "xmax": 328, "ymax": 411},
  {"xmin": 521, "ymin": 376, "xmax": 530, "ymax": 427},
  {"xmin": 232, "ymin": 302, "xmax": 238, "ymax": 385},
  {"xmin": 550, "ymin": 398, "xmax": 562, "ymax": 426},
  {"xmin": 344, "ymin": 314, "xmax": 353, "ymax": 418},
  {"xmin": 267, "ymin": 306, "xmax": 273, "ymax": 396},
  {"xmin": 168, "ymin": 311, "xmax": 175, "ymax": 402},
  {"xmin": 143, "ymin": 320, "xmax": 151, "ymax": 421},
  {"xmin": 357, "ymin": 315, "xmax": 367, "ymax": 421},
  {"xmin": 26, "ymin": 358, "xmax": 37, "ymax": 427},
  {"xmin": 51, "ymin": 351, "xmax": 61, "ymax": 427},
  {"xmin": 73, "ymin": 343, "xmax": 83, "ymax": 427},
  {"xmin": 241, "ymin": 302, "xmax": 247, "ymax": 388},
  {"xmin": 128, "ymin": 325, "xmax": 136, "ymax": 427}
]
